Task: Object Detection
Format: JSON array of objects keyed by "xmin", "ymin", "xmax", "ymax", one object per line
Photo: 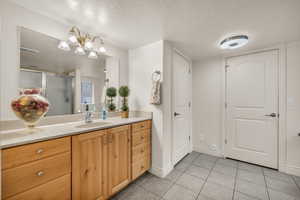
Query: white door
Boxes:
[
  {"xmin": 225, "ymin": 50, "xmax": 279, "ymax": 169},
  {"xmin": 172, "ymin": 51, "xmax": 191, "ymax": 165}
]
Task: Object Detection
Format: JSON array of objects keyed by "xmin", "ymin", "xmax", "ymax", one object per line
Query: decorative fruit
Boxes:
[{"xmin": 11, "ymin": 88, "xmax": 50, "ymax": 129}]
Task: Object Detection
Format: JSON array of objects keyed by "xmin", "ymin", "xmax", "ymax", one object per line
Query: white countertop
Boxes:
[{"xmin": 0, "ymin": 116, "xmax": 151, "ymax": 149}]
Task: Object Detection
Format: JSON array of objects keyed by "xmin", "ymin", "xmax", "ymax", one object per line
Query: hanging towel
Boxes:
[
  {"xmin": 150, "ymin": 80, "xmax": 161, "ymax": 105},
  {"xmin": 150, "ymin": 71, "xmax": 161, "ymax": 105}
]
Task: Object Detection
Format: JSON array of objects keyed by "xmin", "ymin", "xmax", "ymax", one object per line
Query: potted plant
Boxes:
[
  {"xmin": 119, "ymin": 86, "xmax": 130, "ymax": 118},
  {"xmin": 106, "ymin": 87, "xmax": 117, "ymax": 112}
]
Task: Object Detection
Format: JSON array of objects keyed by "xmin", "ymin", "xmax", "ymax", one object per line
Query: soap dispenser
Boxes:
[{"xmin": 101, "ymin": 104, "xmax": 107, "ymax": 120}]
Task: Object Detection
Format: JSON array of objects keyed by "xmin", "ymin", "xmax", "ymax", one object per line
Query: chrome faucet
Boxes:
[{"xmin": 84, "ymin": 104, "xmax": 93, "ymax": 123}]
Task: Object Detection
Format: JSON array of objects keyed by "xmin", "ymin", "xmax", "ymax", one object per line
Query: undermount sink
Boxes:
[{"xmin": 76, "ymin": 121, "xmax": 112, "ymax": 128}]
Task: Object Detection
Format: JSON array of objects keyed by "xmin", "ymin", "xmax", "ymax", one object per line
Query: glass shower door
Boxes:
[{"xmin": 45, "ymin": 74, "xmax": 73, "ymax": 116}]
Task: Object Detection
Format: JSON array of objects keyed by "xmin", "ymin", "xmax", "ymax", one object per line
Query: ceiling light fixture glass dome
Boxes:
[{"xmin": 220, "ymin": 35, "xmax": 249, "ymax": 49}]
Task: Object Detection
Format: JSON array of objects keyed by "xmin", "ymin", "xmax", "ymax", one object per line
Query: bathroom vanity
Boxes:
[
  {"xmin": 0, "ymin": 25, "xmax": 152, "ymax": 200},
  {"xmin": 1, "ymin": 118, "xmax": 152, "ymax": 200}
]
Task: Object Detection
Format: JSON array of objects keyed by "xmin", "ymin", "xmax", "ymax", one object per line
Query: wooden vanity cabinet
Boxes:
[
  {"xmin": 72, "ymin": 125, "xmax": 132, "ymax": 200},
  {"xmin": 1, "ymin": 137, "xmax": 71, "ymax": 200},
  {"xmin": 107, "ymin": 125, "xmax": 131, "ymax": 196},
  {"xmin": 131, "ymin": 120, "xmax": 151, "ymax": 180},
  {"xmin": 1, "ymin": 120, "xmax": 151, "ymax": 200},
  {"xmin": 72, "ymin": 130, "xmax": 108, "ymax": 200}
]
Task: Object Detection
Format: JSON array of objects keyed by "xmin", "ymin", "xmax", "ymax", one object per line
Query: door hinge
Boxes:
[
  {"xmin": 189, "ymin": 136, "xmax": 191, "ymax": 141},
  {"xmin": 225, "ymin": 139, "xmax": 227, "ymax": 144},
  {"xmin": 188, "ymin": 102, "xmax": 191, "ymax": 108},
  {"xmin": 225, "ymin": 102, "xmax": 228, "ymax": 109},
  {"xmin": 188, "ymin": 68, "xmax": 191, "ymax": 74}
]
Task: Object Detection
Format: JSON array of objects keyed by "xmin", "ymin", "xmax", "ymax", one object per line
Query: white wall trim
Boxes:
[
  {"xmin": 286, "ymin": 164, "xmax": 300, "ymax": 177},
  {"xmin": 220, "ymin": 58, "xmax": 226, "ymax": 158},
  {"xmin": 221, "ymin": 44, "xmax": 288, "ymax": 172},
  {"xmin": 193, "ymin": 145, "xmax": 222, "ymax": 158},
  {"xmin": 171, "ymin": 48, "xmax": 193, "ymax": 167},
  {"xmin": 278, "ymin": 44, "xmax": 287, "ymax": 173},
  {"xmin": 149, "ymin": 164, "xmax": 173, "ymax": 178}
]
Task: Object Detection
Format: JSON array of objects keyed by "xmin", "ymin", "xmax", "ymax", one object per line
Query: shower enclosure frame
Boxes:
[{"xmin": 20, "ymin": 68, "xmax": 75, "ymax": 115}]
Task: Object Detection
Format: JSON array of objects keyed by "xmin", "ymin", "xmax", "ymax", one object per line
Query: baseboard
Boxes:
[
  {"xmin": 193, "ymin": 145, "xmax": 222, "ymax": 158},
  {"xmin": 149, "ymin": 164, "xmax": 173, "ymax": 178},
  {"xmin": 285, "ymin": 164, "xmax": 300, "ymax": 177}
]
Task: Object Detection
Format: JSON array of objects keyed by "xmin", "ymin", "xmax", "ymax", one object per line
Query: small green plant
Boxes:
[
  {"xmin": 119, "ymin": 86, "xmax": 130, "ymax": 112},
  {"xmin": 106, "ymin": 87, "xmax": 117, "ymax": 111}
]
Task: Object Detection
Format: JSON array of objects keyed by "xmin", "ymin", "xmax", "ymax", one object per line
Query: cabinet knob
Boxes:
[
  {"xmin": 36, "ymin": 171, "xmax": 44, "ymax": 177},
  {"xmin": 141, "ymin": 125, "xmax": 145, "ymax": 128},
  {"xmin": 141, "ymin": 165, "xmax": 144, "ymax": 170},
  {"xmin": 36, "ymin": 148, "xmax": 44, "ymax": 154}
]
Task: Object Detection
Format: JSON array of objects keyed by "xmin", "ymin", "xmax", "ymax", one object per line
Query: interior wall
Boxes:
[
  {"xmin": 0, "ymin": 0, "xmax": 128, "ymax": 120},
  {"xmin": 192, "ymin": 57, "xmax": 223, "ymax": 157},
  {"xmin": 192, "ymin": 42, "xmax": 300, "ymax": 176},
  {"xmin": 129, "ymin": 40, "xmax": 190, "ymax": 177},
  {"xmin": 286, "ymin": 41, "xmax": 300, "ymax": 175},
  {"xmin": 129, "ymin": 40, "xmax": 165, "ymax": 176}
]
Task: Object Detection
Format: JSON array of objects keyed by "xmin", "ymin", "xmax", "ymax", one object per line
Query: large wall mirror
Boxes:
[{"xmin": 19, "ymin": 27, "xmax": 119, "ymax": 116}]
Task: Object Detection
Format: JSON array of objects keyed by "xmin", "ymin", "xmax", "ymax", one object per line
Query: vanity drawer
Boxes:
[
  {"xmin": 131, "ymin": 157, "xmax": 149, "ymax": 180},
  {"xmin": 2, "ymin": 137, "xmax": 71, "ymax": 170},
  {"xmin": 132, "ymin": 120, "xmax": 151, "ymax": 132},
  {"xmin": 5, "ymin": 174, "xmax": 71, "ymax": 200},
  {"xmin": 2, "ymin": 152, "xmax": 71, "ymax": 199},
  {"xmin": 132, "ymin": 143, "xmax": 150, "ymax": 163},
  {"xmin": 132, "ymin": 129, "xmax": 150, "ymax": 147}
]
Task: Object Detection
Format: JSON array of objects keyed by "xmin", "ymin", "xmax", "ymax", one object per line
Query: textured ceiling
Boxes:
[{"xmin": 9, "ymin": 0, "xmax": 300, "ymax": 60}]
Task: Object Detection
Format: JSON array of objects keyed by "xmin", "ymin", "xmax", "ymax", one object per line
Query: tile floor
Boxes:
[{"xmin": 110, "ymin": 152, "xmax": 300, "ymax": 200}]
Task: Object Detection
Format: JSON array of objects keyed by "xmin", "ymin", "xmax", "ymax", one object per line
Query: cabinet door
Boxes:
[
  {"xmin": 72, "ymin": 130, "xmax": 108, "ymax": 200},
  {"xmin": 108, "ymin": 125, "xmax": 131, "ymax": 196}
]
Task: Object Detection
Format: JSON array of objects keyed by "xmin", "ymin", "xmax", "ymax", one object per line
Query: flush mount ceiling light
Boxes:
[
  {"xmin": 220, "ymin": 35, "xmax": 249, "ymax": 49},
  {"xmin": 58, "ymin": 26, "xmax": 106, "ymax": 59}
]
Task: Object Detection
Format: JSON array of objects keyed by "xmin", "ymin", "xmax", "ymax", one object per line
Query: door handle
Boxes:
[
  {"xmin": 174, "ymin": 112, "xmax": 181, "ymax": 117},
  {"xmin": 264, "ymin": 113, "xmax": 277, "ymax": 117}
]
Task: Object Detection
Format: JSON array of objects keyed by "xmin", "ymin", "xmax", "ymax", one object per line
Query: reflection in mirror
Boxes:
[{"xmin": 19, "ymin": 27, "xmax": 113, "ymax": 116}]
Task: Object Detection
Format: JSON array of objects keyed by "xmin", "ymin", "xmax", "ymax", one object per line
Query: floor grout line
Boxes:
[
  {"xmin": 262, "ymin": 168, "xmax": 271, "ymax": 200},
  {"xmin": 134, "ymin": 153, "xmax": 298, "ymax": 200},
  {"xmin": 291, "ymin": 175, "xmax": 300, "ymax": 192},
  {"xmin": 194, "ymin": 157, "xmax": 218, "ymax": 200},
  {"xmin": 155, "ymin": 152, "xmax": 202, "ymax": 200},
  {"xmin": 231, "ymin": 162, "xmax": 239, "ymax": 200}
]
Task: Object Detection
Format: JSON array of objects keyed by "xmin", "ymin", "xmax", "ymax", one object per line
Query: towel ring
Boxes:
[{"xmin": 152, "ymin": 70, "xmax": 161, "ymax": 82}]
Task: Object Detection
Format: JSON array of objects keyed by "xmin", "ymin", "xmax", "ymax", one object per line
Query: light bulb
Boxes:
[
  {"xmin": 98, "ymin": 46, "xmax": 106, "ymax": 53},
  {"xmin": 88, "ymin": 51, "xmax": 98, "ymax": 59},
  {"xmin": 58, "ymin": 41, "xmax": 70, "ymax": 51},
  {"xmin": 68, "ymin": 34, "xmax": 78, "ymax": 44},
  {"xmin": 84, "ymin": 40, "xmax": 93, "ymax": 50},
  {"xmin": 75, "ymin": 46, "xmax": 85, "ymax": 55}
]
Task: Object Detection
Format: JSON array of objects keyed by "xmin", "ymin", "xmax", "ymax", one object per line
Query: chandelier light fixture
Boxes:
[{"xmin": 58, "ymin": 26, "xmax": 106, "ymax": 59}]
